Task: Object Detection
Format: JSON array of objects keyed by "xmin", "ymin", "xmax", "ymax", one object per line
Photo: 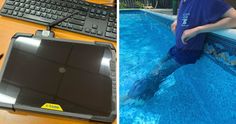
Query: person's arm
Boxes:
[
  {"xmin": 181, "ymin": 8, "xmax": 236, "ymax": 44},
  {"xmin": 171, "ymin": 20, "xmax": 177, "ymax": 34}
]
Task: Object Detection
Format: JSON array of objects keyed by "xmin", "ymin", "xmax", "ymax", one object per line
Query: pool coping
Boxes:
[{"xmin": 120, "ymin": 9, "xmax": 236, "ymax": 41}]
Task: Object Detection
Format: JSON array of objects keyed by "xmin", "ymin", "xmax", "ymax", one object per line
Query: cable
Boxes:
[
  {"xmin": 47, "ymin": 11, "xmax": 79, "ymax": 31},
  {"xmin": 0, "ymin": 53, "xmax": 3, "ymax": 60}
]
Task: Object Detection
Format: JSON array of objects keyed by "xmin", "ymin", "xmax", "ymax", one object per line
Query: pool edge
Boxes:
[{"xmin": 120, "ymin": 9, "xmax": 236, "ymax": 41}]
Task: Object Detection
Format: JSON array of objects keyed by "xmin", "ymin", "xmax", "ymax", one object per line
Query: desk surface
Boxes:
[{"xmin": 0, "ymin": 0, "xmax": 116, "ymax": 123}]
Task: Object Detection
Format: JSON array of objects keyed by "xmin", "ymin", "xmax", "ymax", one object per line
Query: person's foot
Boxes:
[
  {"xmin": 120, "ymin": 95, "xmax": 146, "ymax": 106},
  {"xmin": 127, "ymin": 76, "xmax": 160, "ymax": 100}
]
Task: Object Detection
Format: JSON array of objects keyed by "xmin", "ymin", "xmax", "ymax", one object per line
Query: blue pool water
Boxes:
[{"xmin": 119, "ymin": 10, "xmax": 236, "ymax": 124}]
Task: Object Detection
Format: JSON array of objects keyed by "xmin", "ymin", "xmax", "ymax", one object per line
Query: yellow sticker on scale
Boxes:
[{"xmin": 41, "ymin": 103, "xmax": 63, "ymax": 111}]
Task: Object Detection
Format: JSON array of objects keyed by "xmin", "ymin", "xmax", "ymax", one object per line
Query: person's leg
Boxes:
[
  {"xmin": 149, "ymin": 53, "xmax": 172, "ymax": 75},
  {"xmin": 128, "ymin": 54, "xmax": 182, "ymax": 100}
]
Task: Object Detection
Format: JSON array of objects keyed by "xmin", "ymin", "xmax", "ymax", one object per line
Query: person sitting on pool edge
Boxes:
[{"xmin": 125, "ymin": 0, "xmax": 236, "ymax": 101}]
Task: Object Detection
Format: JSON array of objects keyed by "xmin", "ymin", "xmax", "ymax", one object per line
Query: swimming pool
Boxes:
[{"xmin": 119, "ymin": 10, "xmax": 236, "ymax": 124}]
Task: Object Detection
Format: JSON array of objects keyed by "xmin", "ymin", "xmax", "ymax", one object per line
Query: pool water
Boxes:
[{"xmin": 119, "ymin": 10, "xmax": 236, "ymax": 124}]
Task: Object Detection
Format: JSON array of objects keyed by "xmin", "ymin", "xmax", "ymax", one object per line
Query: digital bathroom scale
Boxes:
[{"xmin": 0, "ymin": 33, "xmax": 116, "ymax": 123}]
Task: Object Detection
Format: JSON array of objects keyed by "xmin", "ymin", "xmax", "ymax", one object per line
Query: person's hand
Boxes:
[
  {"xmin": 181, "ymin": 27, "xmax": 201, "ymax": 44},
  {"xmin": 171, "ymin": 20, "xmax": 177, "ymax": 34}
]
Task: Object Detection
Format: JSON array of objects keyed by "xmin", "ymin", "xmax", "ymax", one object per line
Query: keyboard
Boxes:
[{"xmin": 0, "ymin": 0, "xmax": 117, "ymax": 41}]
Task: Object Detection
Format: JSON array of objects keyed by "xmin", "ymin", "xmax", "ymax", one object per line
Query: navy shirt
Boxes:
[{"xmin": 169, "ymin": 0, "xmax": 231, "ymax": 64}]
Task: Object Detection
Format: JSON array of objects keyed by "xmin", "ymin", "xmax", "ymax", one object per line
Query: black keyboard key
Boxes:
[
  {"xmin": 25, "ymin": 9, "xmax": 30, "ymax": 14},
  {"xmin": 73, "ymin": 0, "xmax": 78, "ymax": 4},
  {"xmin": 30, "ymin": 10, "xmax": 36, "ymax": 15},
  {"xmin": 40, "ymin": 8, "xmax": 46, "ymax": 12},
  {"xmin": 62, "ymin": 12, "xmax": 67, "ymax": 17},
  {"xmin": 46, "ymin": 9, "xmax": 51, "ymax": 13},
  {"xmin": 6, "ymin": 1, "xmax": 14, "ymax": 5},
  {"xmin": 72, "ymin": 5, "xmax": 76, "ymax": 9},
  {"xmin": 13, "ymin": 11, "xmax": 18, "ymax": 16},
  {"xmin": 45, "ymin": 0, "xmax": 50, "ymax": 3},
  {"xmin": 109, "ymin": 17, "xmax": 115, "ymax": 22},
  {"xmin": 4, "ymin": 5, "xmax": 15, "ymax": 10},
  {"xmin": 62, "ymin": 7, "xmax": 68, "ymax": 12},
  {"xmin": 105, "ymin": 32, "xmax": 116, "ymax": 39},
  {"xmin": 30, "ymin": 1, "xmax": 36, "ymax": 5},
  {"xmin": 36, "ymin": 2, "xmax": 41, "ymax": 6},
  {"xmin": 92, "ymin": 4, "xmax": 96, "ymax": 8},
  {"xmin": 69, "ymin": 19, "xmax": 84, "ymax": 26},
  {"xmin": 51, "ymin": 5, "xmax": 57, "ymax": 10},
  {"xmin": 79, "ymin": 11, "xmax": 87, "ymax": 16},
  {"xmin": 108, "ymin": 22, "xmax": 113, "ymax": 27},
  {"xmin": 90, "ymin": 9, "xmax": 95, "ymax": 13},
  {"xmin": 61, "ymin": 2, "xmax": 66, "ymax": 7},
  {"xmin": 97, "ymin": 31, "xmax": 103, "ymax": 35},
  {"xmin": 14, "ymin": 2, "xmax": 20, "ymax": 6},
  {"xmin": 19, "ymin": 3, "xmax": 24, "ymax": 7},
  {"xmin": 102, "ymin": 11, "xmax": 107, "ymax": 15},
  {"xmin": 67, "ymin": 4, "xmax": 72, "ymax": 8},
  {"xmin": 89, "ymin": 13, "xmax": 95, "ymax": 18},
  {"xmin": 25, "ymin": 0, "xmax": 30, "ymax": 4},
  {"xmin": 61, "ymin": 22, "xmax": 67, "ymax": 27},
  {"xmin": 68, "ymin": 9, "xmax": 73, "ymax": 13},
  {"xmin": 36, "ymin": 11, "xmax": 41, "ymax": 16},
  {"xmin": 51, "ymin": 1, "xmax": 56, "ymax": 4},
  {"xmin": 55, "ymin": 2, "xmax": 60, "ymax": 6},
  {"xmin": 67, "ymin": 23, "xmax": 73, "ymax": 29},
  {"xmin": 15, "ymin": 7, "xmax": 20, "ymax": 11},
  {"xmin": 58, "ymin": 15, "xmax": 63, "ymax": 19},
  {"xmin": 95, "ymin": 14, "xmax": 100, "ymax": 19},
  {"xmin": 106, "ymin": 27, "xmax": 113, "ymax": 32},
  {"xmin": 98, "ymin": 5, "xmax": 102, "ymax": 9},
  {"xmin": 73, "ymin": 15, "xmax": 86, "ymax": 21},
  {"xmin": 1, "ymin": 9, "xmax": 8, "ymax": 14},
  {"xmin": 30, "ymin": 5, "xmax": 35, "ymax": 9},
  {"xmin": 46, "ymin": 4, "xmax": 51, "ymax": 8},
  {"xmin": 7, "ymin": 10, "xmax": 13, "ymax": 15},
  {"xmin": 23, "ymin": 14, "xmax": 53, "ymax": 23},
  {"xmin": 81, "ymin": 6, "xmax": 88, "ymax": 12},
  {"xmin": 85, "ymin": 28, "xmax": 90, "ymax": 33},
  {"xmin": 35, "ymin": 7, "xmax": 40, "ymax": 11},
  {"xmin": 73, "ymin": 25, "xmax": 83, "ymax": 31},
  {"xmin": 52, "ymin": 15, "xmax": 57, "ymax": 20},
  {"xmin": 96, "ymin": 10, "xmax": 101, "ymax": 14},
  {"xmin": 113, "ymin": 28, "xmax": 117, "ymax": 33},
  {"xmin": 41, "ymin": 12, "xmax": 46, "ymax": 17},
  {"xmin": 56, "ymin": 11, "xmax": 62, "ymax": 15},
  {"xmin": 18, "ymin": 12, "xmax": 23, "ymax": 17},
  {"xmin": 109, "ymin": 12, "xmax": 115, "ymax": 17},
  {"xmin": 46, "ymin": 14, "xmax": 52, "ymax": 19},
  {"xmin": 41, "ymin": 3, "xmax": 46, "ymax": 7},
  {"xmin": 20, "ymin": 8, "xmax": 25, "ymax": 12},
  {"xmin": 91, "ymin": 29, "xmax": 96, "ymax": 34},
  {"xmin": 58, "ymin": 6, "xmax": 64, "ymax": 11},
  {"xmin": 101, "ymin": 16, "xmax": 107, "ymax": 20},
  {"xmin": 51, "ymin": 10, "xmax": 57, "ymax": 14},
  {"xmin": 85, "ymin": 2, "xmax": 90, "ymax": 6},
  {"xmin": 92, "ymin": 24, "xmax": 98, "ymax": 29},
  {"xmin": 25, "ymin": 4, "xmax": 30, "ymax": 9},
  {"xmin": 79, "ymin": 1, "xmax": 84, "ymax": 5}
]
